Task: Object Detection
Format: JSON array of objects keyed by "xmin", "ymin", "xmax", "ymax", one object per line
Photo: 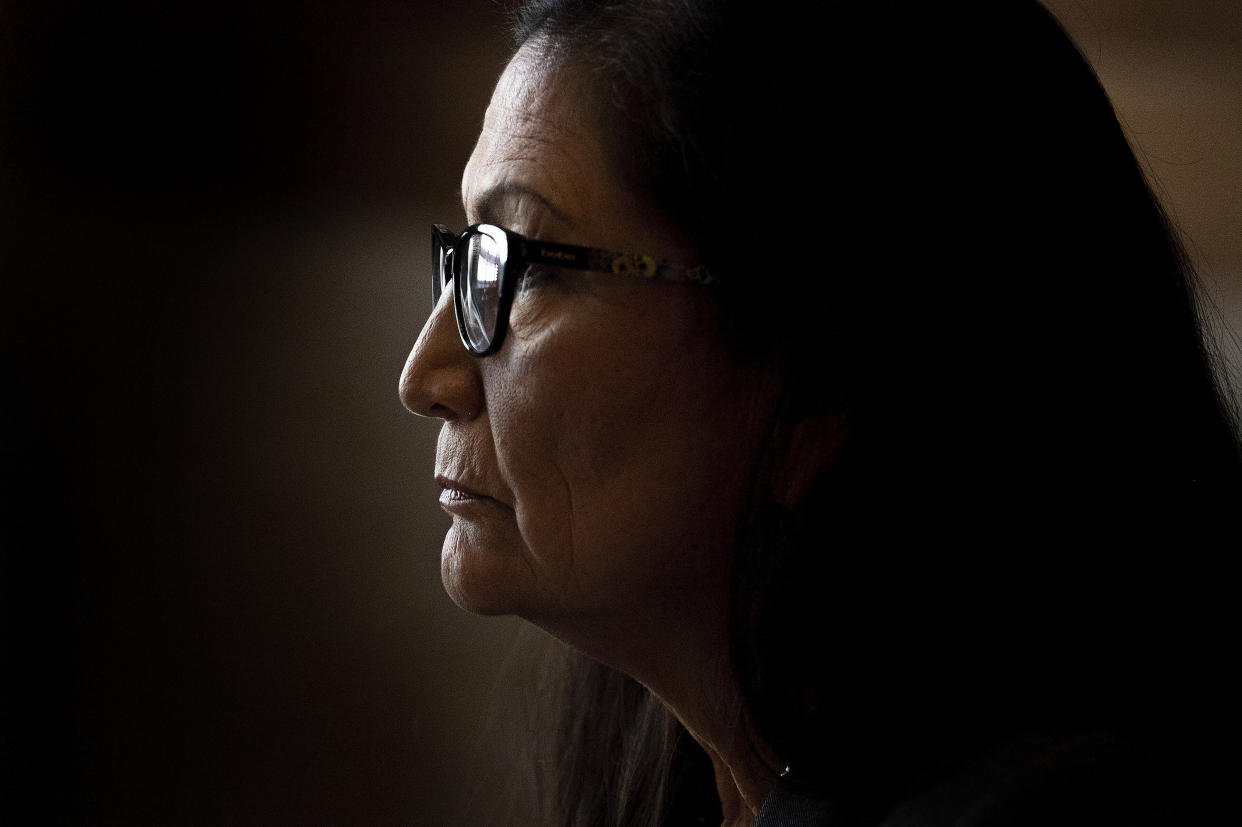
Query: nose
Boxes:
[{"xmin": 399, "ymin": 287, "xmax": 484, "ymax": 420}]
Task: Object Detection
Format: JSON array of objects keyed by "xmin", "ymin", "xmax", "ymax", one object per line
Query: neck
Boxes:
[
  {"xmin": 537, "ymin": 601, "xmax": 779, "ymax": 825},
  {"xmin": 651, "ymin": 649, "xmax": 776, "ymax": 826}
]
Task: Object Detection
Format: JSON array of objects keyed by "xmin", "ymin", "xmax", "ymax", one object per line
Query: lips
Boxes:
[
  {"xmin": 435, "ymin": 473, "xmax": 506, "ymax": 511},
  {"xmin": 436, "ymin": 473, "xmax": 484, "ymax": 498}
]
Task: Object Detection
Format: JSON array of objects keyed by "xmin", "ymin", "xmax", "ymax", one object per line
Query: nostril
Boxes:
[{"xmin": 426, "ymin": 401, "xmax": 460, "ymax": 421}]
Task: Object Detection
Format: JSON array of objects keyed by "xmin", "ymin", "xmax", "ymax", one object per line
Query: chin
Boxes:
[{"xmin": 439, "ymin": 523, "xmax": 530, "ymax": 616}]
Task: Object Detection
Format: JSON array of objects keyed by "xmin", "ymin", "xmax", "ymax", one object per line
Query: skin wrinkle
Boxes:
[
  {"xmin": 490, "ymin": 349, "xmax": 560, "ymax": 593},
  {"xmin": 513, "ymin": 338, "xmax": 585, "ymax": 606},
  {"xmin": 560, "ymin": 464, "xmax": 584, "ymax": 606}
]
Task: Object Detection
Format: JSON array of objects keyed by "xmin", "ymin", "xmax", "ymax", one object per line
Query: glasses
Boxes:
[{"xmin": 431, "ymin": 223, "xmax": 719, "ymax": 356}]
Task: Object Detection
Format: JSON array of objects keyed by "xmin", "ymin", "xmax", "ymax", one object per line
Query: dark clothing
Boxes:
[
  {"xmin": 753, "ymin": 777, "xmax": 835, "ymax": 826},
  {"xmin": 753, "ymin": 731, "xmax": 1211, "ymax": 827}
]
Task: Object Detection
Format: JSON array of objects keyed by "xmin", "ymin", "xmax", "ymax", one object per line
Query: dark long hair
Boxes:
[{"xmin": 505, "ymin": 1, "xmax": 1242, "ymax": 824}]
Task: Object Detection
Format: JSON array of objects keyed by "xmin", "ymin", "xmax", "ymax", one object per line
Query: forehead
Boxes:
[{"xmin": 461, "ymin": 43, "xmax": 612, "ymax": 235}]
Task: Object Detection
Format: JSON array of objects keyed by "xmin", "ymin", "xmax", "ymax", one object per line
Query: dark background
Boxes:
[{"xmin": 2, "ymin": 1, "xmax": 1239, "ymax": 824}]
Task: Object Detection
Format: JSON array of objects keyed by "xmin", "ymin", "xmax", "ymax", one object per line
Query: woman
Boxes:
[{"xmin": 400, "ymin": 1, "xmax": 1240, "ymax": 824}]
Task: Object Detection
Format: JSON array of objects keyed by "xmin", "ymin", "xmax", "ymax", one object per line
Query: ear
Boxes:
[{"xmin": 773, "ymin": 410, "xmax": 848, "ymax": 510}]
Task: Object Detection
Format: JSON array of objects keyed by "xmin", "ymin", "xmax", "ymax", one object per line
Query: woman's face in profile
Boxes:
[{"xmin": 400, "ymin": 43, "xmax": 774, "ymax": 647}]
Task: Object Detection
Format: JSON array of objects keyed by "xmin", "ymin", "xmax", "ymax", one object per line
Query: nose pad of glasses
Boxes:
[
  {"xmin": 432, "ymin": 247, "xmax": 455, "ymax": 303},
  {"xmin": 431, "ymin": 223, "xmax": 457, "ymax": 301}
]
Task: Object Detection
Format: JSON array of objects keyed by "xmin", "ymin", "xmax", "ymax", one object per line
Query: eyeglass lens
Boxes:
[{"xmin": 461, "ymin": 232, "xmax": 503, "ymax": 352}]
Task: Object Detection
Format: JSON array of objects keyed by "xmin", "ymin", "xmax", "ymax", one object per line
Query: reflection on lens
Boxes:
[{"xmin": 463, "ymin": 232, "xmax": 503, "ymax": 351}]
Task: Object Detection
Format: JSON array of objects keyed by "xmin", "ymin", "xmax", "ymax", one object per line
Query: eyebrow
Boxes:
[{"xmin": 466, "ymin": 182, "xmax": 574, "ymax": 231}]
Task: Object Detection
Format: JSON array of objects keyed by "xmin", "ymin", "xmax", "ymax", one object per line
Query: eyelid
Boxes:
[{"xmin": 471, "ymin": 183, "xmax": 574, "ymax": 237}]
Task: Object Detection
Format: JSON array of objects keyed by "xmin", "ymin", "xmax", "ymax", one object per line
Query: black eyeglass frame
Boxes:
[{"xmin": 432, "ymin": 222, "xmax": 718, "ymax": 356}]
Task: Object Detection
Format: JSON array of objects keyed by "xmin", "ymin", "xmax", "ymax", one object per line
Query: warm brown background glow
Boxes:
[{"xmin": 3, "ymin": 1, "xmax": 1238, "ymax": 824}]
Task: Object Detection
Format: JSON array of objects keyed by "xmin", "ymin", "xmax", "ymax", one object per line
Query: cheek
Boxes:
[{"xmin": 481, "ymin": 306, "xmax": 755, "ymax": 613}]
